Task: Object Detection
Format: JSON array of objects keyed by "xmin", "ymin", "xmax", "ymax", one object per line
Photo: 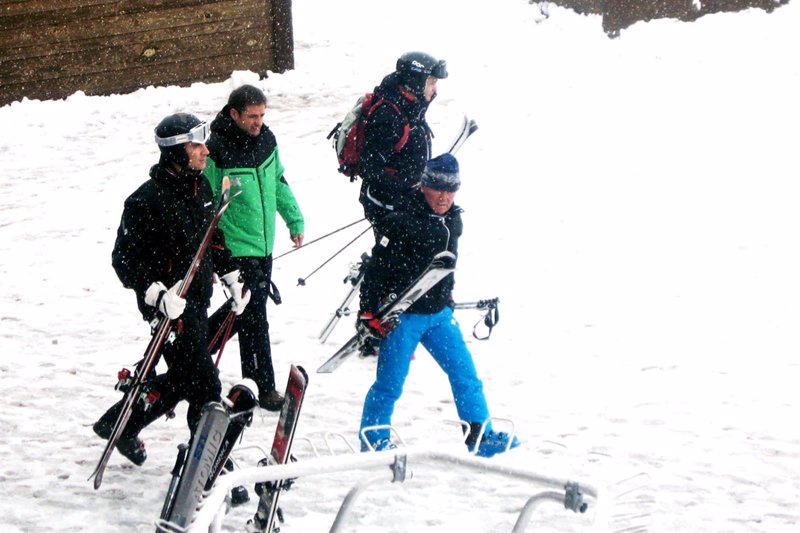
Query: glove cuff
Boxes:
[
  {"xmin": 144, "ymin": 281, "xmax": 168, "ymax": 307},
  {"xmin": 220, "ymin": 270, "xmax": 241, "ymax": 287}
]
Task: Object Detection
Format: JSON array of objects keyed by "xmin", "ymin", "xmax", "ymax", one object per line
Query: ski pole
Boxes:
[
  {"xmin": 208, "ymin": 286, "xmax": 249, "ymax": 368},
  {"xmin": 296, "ymin": 224, "xmax": 372, "ymax": 286},
  {"xmin": 318, "ymin": 253, "xmax": 370, "ymax": 343},
  {"xmin": 453, "ymin": 297, "xmax": 499, "ymax": 340},
  {"xmin": 274, "ymin": 218, "xmax": 368, "ymax": 260},
  {"xmin": 212, "ymin": 309, "xmax": 236, "ymax": 368},
  {"xmin": 208, "ymin": 302, "xmax": 234, "ymax": 353},
  {"xmin": 159, "ymin": 443, "xmax": 190, "ymax": 521}
]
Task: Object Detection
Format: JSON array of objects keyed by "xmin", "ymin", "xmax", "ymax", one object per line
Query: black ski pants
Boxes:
[
  {"xmin": 98, "ymin": 308, "xmax": 221, "ymax": 439},
  {"xmin": 208, "ymin": 256, "xmax": 276, "ymax": 397}
]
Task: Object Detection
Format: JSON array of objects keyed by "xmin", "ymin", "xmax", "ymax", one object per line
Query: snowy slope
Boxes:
[{"xmin": 0, "ymin": 1, "xmax": 799, "ymax": 531}]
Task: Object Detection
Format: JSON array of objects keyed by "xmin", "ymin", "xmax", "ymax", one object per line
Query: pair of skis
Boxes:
[
  {"xmin": 317, "ymin": 251, "xmax": 457, "ymax": 373},
  {"xmin": 156, "ymin": 379, "xmax": 258, "ymax": 532},
  {"xmin": 156, "ymin": 365, "xmax": 309, "ymax": 533},
  {"xmin": 89, "ymin": 178, "xmax": 238, "ymax": 490},
  {"xmin": 446, "ymin": 114, "xmax": 479, "ymax": 155}
]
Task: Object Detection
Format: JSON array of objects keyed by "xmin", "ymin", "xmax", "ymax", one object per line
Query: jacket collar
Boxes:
[
  {"xmin": 210, "ymin": 106, "xmax": 266, "ymax": 147},
  {"xmin": 150, "ymin": 159, "xmax": 204, "ymax": 198}
]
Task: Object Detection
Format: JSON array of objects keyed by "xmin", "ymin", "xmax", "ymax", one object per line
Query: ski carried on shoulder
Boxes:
[
  {"xmin": 446, "ymin": 114, "xmax": 478, "ymax": 155},
  {"xmin": 317, "ymin": 251, "xmax": 456, "ymax": 373},
  {"xmin": 156, "ymin": 379, "xmax": 258, "ymax": 532},
  {"xmin": 247, "ymin": 365, "xmax": 309, "ymax": 533},
  {"xmin": 89, "ymin": 178, "xmax": 238, "ymax": 490}
]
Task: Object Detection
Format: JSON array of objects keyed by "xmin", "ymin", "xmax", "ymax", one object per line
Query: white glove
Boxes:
[
  {"xmin": 144, "ymin": 280, "xmax": 186, "ymax": 319},
  {"xmin": 221, "ymin": 270, "xmax": 250, "ymax": 316}
]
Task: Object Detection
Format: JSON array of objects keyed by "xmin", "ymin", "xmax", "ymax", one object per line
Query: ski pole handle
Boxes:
[{"xmin": 452, "ymin": 297, "xmax": 498, "ymax": 311}]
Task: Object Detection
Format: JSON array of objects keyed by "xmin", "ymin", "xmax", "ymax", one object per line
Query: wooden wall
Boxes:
[{"xmin": 0, "ymin": 0, "xmax": 294, "ymax": 106}]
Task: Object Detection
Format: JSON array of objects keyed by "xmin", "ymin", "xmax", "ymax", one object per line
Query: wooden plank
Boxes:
[
  {"xmin": 0, "ymin": 0, "xmax": 107, "ymax": 11},
  {"xmin": 0, "ymin": 12, "xmax": 262, "ymax": 63},
  {"xmin": 2, "ymin": 48, "xmax": 269, "ymax": 103},
  {"xmin": 0, "ymin": 0, "xmax": 230, "ymax": 27},
  {"xmin": 0, "ymin": 0, "xmax": 264, "ymax": 50},
  {"xmin": 0, "ymin": 27, "xmax": 269, "ymax": 83}
]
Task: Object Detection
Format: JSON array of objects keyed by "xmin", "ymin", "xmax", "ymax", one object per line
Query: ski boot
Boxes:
[
  {"xmin": 92, "ymin": 419, "xmax": 147, "ymax": 466},
  {"xmin": 466, "ymin": 422, "xmax": 520, "ymax": 458}
]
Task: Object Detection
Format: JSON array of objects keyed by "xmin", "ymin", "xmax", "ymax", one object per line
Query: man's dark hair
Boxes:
[{"xmin": 227, "ymin": 84, "xmax": 267, "ymax": 113}]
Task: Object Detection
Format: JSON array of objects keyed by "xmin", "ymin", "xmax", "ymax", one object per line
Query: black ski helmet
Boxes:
[
  {"xmin": 395, "ymin": 51, "xmax": 448, "ymax": 97},
  {"xmin": 154, "ymin": 113, "xmax": 209, "ymax": 167}
]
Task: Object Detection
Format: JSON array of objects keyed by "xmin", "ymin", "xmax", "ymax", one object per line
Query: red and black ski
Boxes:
[{"xmin": 247, "ymin": 365, "xmax": 309, "ymax": 533}]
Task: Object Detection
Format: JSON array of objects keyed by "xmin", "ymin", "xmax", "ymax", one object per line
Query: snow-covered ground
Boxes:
[{"xmin": 1, "ymin": 1, "xmax": 799, "ymax": 531}]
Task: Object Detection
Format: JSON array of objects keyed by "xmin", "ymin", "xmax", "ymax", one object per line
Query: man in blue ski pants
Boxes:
[{"xmin": 357, "ymin": 153, "xmax": 520, "ymax": 457}]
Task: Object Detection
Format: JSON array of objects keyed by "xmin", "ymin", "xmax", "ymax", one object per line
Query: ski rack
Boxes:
[{"xmin": 179, "ymin": 442, "xmax": 598, "ymax": 533}]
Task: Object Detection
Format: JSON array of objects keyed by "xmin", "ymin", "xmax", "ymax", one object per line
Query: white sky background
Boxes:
[{"xmin": 0, "ymin": 1, "xmax": 799, "ymax": 531}]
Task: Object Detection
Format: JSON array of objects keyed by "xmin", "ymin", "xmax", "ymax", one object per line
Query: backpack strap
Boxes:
[{"xmin": 366, "ymin": 98, "xmax": 410, "ymax": 153}]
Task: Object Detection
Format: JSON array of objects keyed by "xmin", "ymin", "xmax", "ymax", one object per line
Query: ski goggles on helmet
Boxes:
[
  {"xmin": 155, "ymin": 121, "xmax": 211, "ymax": 147},
  {"xmin": 431, "ymin": 60, "xmax": 448, "ymax": 79}
]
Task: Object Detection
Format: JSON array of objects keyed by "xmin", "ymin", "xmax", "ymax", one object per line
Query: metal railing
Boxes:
[{"xmin": 178, "ymin": 445, "xmax": 598, "ymax": 533}]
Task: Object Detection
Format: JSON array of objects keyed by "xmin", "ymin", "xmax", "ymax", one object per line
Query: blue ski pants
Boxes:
[{"xmin": 359, "ymin": 306, "xmax": 490, "ymax": 444}]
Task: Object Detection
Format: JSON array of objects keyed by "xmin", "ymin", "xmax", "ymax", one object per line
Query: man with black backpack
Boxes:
[{"xmin": 358, "ymin": 51, "xmax": 448, "ymax": 230}]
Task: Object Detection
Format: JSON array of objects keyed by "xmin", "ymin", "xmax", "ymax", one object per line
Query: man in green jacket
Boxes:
[{"xmin": 205, "ymin": 84, "xmax": 304, "ymax": 411}]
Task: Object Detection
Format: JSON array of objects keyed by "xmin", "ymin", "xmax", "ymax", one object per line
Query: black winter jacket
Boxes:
[
  {"xmin": 359, "ymin": 72, "xmax": 432, "ymax": 213},
  {"xmin": 111, "ymin": 160, "xmax": 237, "ymax": 321},
  {"xmin": 361, "ymin": 190, "xmax": 462, "ymax": 315}
]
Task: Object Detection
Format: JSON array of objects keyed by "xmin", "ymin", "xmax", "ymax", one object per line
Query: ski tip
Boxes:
[
  {"xmin": 88, "ymin": 462, "xmax": 104, "ymax": 488},
  {"xmin": 293, "ymin": 365, "xmax": 309, "ymax": 381},
  {"xmin": 232, "ymin": 377, "xmax": 259, "ymax": 398}
]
